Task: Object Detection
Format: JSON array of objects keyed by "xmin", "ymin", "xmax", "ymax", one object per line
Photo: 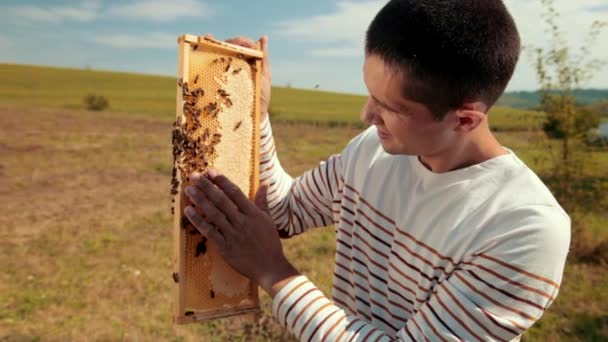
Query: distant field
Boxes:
[{"xmin": 0, "ymin": 63, "xmax": 543, "ymax": 131}]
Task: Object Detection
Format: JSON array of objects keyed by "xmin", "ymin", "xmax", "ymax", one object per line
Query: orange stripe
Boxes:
[
  {"xmin": 276, "ymin": 279, "xmax": 309, "ymax": 321},
  {"xmin": 334, "ymin": 319, "xmax": 359, "ymax": 342},
  {"xmin": 465, "ymin": 269, "xmax": 545, "ymax": 311},
  {"xmin": 290, "ymin": 295, "xmax": 325, "ymax": 331},
  {"xmin": 411, "ymin": 317, "xmax": 431, "ymax": 342},
  {"xmin": 291, "ymin": 187, "xmax": 321, "ymax": 227},
  {"xmin": 351, "ymin": 230, "xmax": 390, "ymax": 262},
  {"xmin": 463, "ymin": 261, "xmax": 555, "ymax": 301},
  {"xmin": 480, "ymin": 308, "xmax": 520, "ymax": 336},
  {"xmin": 387, "ymin": 262, "xmax": 425, "ymax": 298},
  {"xmin": 298, "ymin": 302, "xmax": 334, "ymax": 340},
  {"xmin": 434, "ymin": 290, "xmax": 484, "ymax": 342},
  {"xmin": 284, "ymin": 288, "xmax": 317, "ymax": 325},
  {"xmin": 319, "ymin": 314, "xmax": 347, "ymax": 342},
  {"xmin": 418, "ymin": 308, "xmax": 448, "ymax": 342},
  {"xmin": 307, "ymin": 309, "xmax": 342, "ymax": 342},
  {"xmin": 357, "ymin": 327, "xmax": 377, "ymax": 342},
  {"xmin": 454, "ymin": 273, "xmax": 536, "ymax": 324},
  {"xmin": 333, "ymin": 252, "xmax": 410, "ymax": 326},
  {"xmin": 441, "ymin": 284, "xmax": 506, "ymax": 342},
  {"xmin": 475, "ymin": 254, "xmax": 560, "ymax": 289},
  {"xmin": 354, "ymin": 205, "xmax": 393, "ymax": 237},
  {"xmin": 302, "ymin": 175, "xmax": 332, "ymax": 213}
]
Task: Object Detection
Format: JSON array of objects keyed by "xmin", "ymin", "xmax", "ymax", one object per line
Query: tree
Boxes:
[{"xmin": 530, "ymin": 0, "xmax": 606, "ymax": 204}]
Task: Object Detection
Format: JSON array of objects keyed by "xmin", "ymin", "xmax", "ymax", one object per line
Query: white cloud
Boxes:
[
  {"xmin": 106, "ymin": 0, "xmax": 209, "ymax": 22},
  {"xmin": 275, "ymin": 0, "xmax": 384, "ymax": 58},
  {"xmin": 504, "ymin": 0, "xmax": 608, "ymax": 90},
  {"xmin": 275, "ymin": 0, "xmax": 607, "ymax": 89},
  {"xmin": 94, "ymin": 32, "xmax": 176, "ymax": 49},
  {"xmin": 2, "ymin": 0, "xmax": 101, "ymax": 24}
]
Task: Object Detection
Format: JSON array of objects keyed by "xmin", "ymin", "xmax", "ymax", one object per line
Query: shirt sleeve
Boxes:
[
  {"xmin": 271, "ymin": 204, "xmax": 570, "ymax": 341},
  {"xmin": 259, "ymin": 116, "xmax": 342, "ymax": 238}
]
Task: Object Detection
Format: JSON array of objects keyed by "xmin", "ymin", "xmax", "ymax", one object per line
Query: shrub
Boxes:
[{"xmin": 84, "ymin": 94, "xmax": 109, "ymax": 111}]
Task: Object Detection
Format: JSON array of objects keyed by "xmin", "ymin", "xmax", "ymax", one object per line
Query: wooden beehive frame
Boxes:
[{"xmin": 172, "ymin": 34, "xmax": 262, "ymax": 324}]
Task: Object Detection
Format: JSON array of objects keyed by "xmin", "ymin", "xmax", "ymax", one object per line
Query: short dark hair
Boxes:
[{"xmin": 365, "ymin": 0, "xmax": 521, "ymax": 119}]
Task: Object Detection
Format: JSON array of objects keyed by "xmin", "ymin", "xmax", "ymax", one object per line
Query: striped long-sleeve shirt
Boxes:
[{"xmin": 259, "ymin": 117, "xmax": 570, "ymax": 342}]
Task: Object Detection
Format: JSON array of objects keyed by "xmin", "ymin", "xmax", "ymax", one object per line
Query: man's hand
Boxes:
[
  {"xmin": 204, "ymin": 34, "xmax": 272, "ymax": 121},
  {"xmin": 184, "ymin": 169, "xmax": 299, "ymax": 297}
]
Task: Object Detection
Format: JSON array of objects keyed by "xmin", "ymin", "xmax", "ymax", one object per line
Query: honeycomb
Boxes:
[{"xmin": 172, "ymin": 35, "xmax": 261, "ymax": 323}]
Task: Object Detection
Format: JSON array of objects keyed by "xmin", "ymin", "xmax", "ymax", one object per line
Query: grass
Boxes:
[
  {"xmin": 0, "ymin": 63, "xmax": 544, "ymax": 131},
  {"xmin": 0, "ymin": 63, "xmax": 606, "ymax": 341},
  {"xmin": 1, "ymin": 105, "xmax": 606, "ymax": 341}
]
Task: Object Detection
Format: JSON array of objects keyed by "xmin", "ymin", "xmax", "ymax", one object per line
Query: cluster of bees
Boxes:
[
  {"xmin": 171, "ymin": 50, "xmax": 255, "ymax": 295},
  {"xmin": 171, "ymin": 77, "xmax": 226, "ymax": 263}
]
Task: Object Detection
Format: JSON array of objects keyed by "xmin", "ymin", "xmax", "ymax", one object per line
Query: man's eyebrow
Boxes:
[{"xmin": 371, "ymin": 94, "xmax": 402, "ymax": 112}]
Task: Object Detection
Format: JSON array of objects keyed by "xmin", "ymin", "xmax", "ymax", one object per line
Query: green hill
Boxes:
[
  {"xmin": 498, "ymin": 89, "xmax": 608, "ymax": 109},
  {"xmin": 0, "ymin": 63, "xmax": 543, "ymax": 130}
]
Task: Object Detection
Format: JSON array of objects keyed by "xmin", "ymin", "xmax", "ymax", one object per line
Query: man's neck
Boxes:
[{"xmin": 418, "ymin": 129, "xmax": 508, "ymax": 173}]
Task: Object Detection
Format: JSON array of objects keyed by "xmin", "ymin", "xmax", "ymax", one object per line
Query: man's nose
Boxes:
[{"xmin": 360, "ymin": 98, "xmax": 380, "ymax": 126}]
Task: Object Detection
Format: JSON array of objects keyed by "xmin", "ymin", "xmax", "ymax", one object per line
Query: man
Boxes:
[{"xmin": 184, "ymin": 0, "xmax": 571, "ymax": 340}]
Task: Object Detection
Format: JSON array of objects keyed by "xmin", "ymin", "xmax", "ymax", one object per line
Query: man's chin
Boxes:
[{"xmin": 379, "ymin": 141, "xmax": 413, "ymax": 156}]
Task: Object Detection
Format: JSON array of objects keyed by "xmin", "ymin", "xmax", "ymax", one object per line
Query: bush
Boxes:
[{"xmin": 84, "ymin": 94, "xmax": 109, "ymax": 111}]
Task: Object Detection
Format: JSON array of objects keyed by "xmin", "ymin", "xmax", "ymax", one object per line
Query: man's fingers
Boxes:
[
  {"xmin": 185, "ymin": 184, "xmax": 235, "ymax": 231},
  {"xmin": 254, "ymin": 183, "xmax": 270, "ymax": 213},
  {"xmin": 206, "ymin": 169, "xmax": 253, "ymax": 213},
  {"xmin": 185, "ymin": 206, "xmax": 225, "ymax": 249},
  {"xmin": 259, "ymin": 35, "xmax": 271, "ymax": 79},
  {"xmin": 225, "ymin": 37, "xmax": 256, "ymax": 49},
  {"xmin": 190, "ymin": 173, "xmax": 242, "ymax": 221}
]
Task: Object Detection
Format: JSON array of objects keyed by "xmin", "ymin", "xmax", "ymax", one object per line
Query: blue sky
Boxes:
[{"xmin": 1, "ymin": 0, "xmax": 607, "ymax": 95}]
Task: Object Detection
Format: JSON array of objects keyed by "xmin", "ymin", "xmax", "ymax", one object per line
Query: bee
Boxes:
[
  {"xmin": 178, "ymin": 78, "xmax": 183, "ymax": 88},
  {"xmin": 233, "ymin": 121, "xmax": 242, "ymax": 131},
  {"xmin": 193, "ymin": 44, "xmax": 199, "ymax": 50},
  {"xmin": 185, "ymin": 311, "xmax": 194, "ymax": 316},
  {"xmin": 193, "ymin": 75, "xmax": 199, "ymax": 84},
  {"xmin": 225, "ymin": 63, "xmax": 231, "ymax": 73},
  {"xmin": 202, "ymin": 128, "xmax": 210, "ymax": 142},
  {"xmin": 210, "ymin": 290, "xmax": 215, "ymax": 298},
  {"xmin": 172, "ymin": 272, "xmax": 179, "ymax": 283},
  {"xmin": 195, "ymin": 236, "xmax": 208, "ymax": 257},
  {"xmin": 204, "ymin": 102, "xmax": 219, "ymax": 117},
  {"xmin": 237, "ymin": 53, "xmax": 245, "ymax": 59},
  {"xmin": 232, "ymin": 68, "xmax": 242, "ymax": 75}
]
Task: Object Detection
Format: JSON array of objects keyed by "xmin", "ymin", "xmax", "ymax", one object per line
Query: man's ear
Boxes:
[{"xmin": 453, "ymin": 102, "xmax": 487, "ymax": 133}]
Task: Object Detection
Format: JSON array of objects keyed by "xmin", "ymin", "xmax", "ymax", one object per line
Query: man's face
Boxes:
[{"xmin": 361, "ymin": 54, "xmax": 457, "ymax": 156}]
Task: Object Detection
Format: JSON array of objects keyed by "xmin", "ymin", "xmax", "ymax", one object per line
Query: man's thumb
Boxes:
[{"xmin": 254, "ymin": 183, "xmax": 270, "ymax": 213}]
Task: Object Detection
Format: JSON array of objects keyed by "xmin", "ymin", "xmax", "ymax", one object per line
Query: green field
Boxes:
[
  {"xmin": 0, "ymin": 64, "xmax": 606, "ymax": 341},
  {"xmin": 0, "ymin": 63, "xmax": 544, "ymax": 131}
]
